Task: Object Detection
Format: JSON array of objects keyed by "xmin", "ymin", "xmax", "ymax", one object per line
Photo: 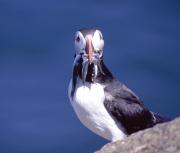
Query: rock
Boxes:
[{"xmin": 95, "ymin": 117, "xmax": 180, "ymax": 153}]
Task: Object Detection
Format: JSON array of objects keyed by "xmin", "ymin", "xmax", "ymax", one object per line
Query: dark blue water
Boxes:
[{"xmin": 0, "ymin": 0, "xmax": 180, "ymax": 153}]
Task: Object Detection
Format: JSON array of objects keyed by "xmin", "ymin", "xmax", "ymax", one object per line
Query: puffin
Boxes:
[{"xmin": 68, "ymin": 28, "xmax": 170, "ymax": 141}]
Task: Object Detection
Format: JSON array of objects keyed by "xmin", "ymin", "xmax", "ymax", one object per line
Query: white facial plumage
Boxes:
[{"xmin": 92, "ymin": 30, "xmax": 104, "ymax": 52}]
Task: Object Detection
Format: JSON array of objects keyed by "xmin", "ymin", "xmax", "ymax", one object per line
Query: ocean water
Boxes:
[{"xmin": 0, "ymin": 0, "xmax": 180, "ymax": 153}]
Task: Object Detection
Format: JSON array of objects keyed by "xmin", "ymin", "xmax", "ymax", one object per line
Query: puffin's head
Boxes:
[
  {"xmin": 74, "ymin": 28, "xmax": 104, "ymax": 63},
  {"xmin": 73, "ymin": 28, "xmax": 105, "ymax": 84}
]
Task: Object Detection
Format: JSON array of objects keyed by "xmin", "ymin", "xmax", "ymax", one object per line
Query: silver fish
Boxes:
[
  {"xmin": 95, "ymin": 60, "xmax": 104, "ymax": 75},
  {"xmin": 82, "ymin": 59, "xmax": 89, "ymax": 85},
  {"xmin": 93, "ymin": 64, "xmax": 98, "ymax": 79}
]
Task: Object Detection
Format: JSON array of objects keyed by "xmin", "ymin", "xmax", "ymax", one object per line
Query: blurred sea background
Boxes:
[{"xmin": 0, "ymin": 0, "xmax": 180, "ymax": 153}]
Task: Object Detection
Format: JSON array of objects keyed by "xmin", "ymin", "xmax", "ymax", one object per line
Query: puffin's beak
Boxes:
[
  {"xmin": 86, "ymin": 36, "xmax": 93, "ymax": 64},
  {"xmin": 81, "ymin": 36, "xmax": 93, "ymax": 85}
]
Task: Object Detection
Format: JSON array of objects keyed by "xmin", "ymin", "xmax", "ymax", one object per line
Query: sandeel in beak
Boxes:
[{"xmin": 82, "ymin": 36, "xmax": 104, "ymax": 85}]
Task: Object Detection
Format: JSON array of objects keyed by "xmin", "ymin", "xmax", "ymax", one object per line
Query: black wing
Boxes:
[{"xmin": 103, "ymin": 79, "xmax": 155, "ymax": 135}]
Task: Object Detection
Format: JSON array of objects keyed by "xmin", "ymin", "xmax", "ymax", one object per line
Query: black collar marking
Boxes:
[{"xmin": 71, "ymin": 56, "xmax": 113, "ymax": 98}]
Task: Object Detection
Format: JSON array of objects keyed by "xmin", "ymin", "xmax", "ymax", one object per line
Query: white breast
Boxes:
[{"xmin": 68, "ymin": 79, "xmax": 126, "ymax": 141}]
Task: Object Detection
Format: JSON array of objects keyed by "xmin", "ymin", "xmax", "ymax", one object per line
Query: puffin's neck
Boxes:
[
  {"xmin": 78, "ymin": 58, "xmax": 113, "ymax": 83},
  {"xmin": 73, "ymin": 57, "xmax": 113, "ymax": 82},
  {"xmin": 95, "ymin": 60, "xmax": 113, "ymax": 84}
]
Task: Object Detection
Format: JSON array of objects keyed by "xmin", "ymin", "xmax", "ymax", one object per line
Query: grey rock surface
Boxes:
[{"xmin": 95, "ymin": 118, "xmax": 180, "ymax": 153}]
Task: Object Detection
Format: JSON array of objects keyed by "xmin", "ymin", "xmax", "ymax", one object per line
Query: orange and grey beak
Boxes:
[{"xmin": 86, "ymin": 36, "xmax": 93, "ymax": 64}]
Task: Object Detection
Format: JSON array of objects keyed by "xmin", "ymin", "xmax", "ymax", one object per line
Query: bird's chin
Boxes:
[{"xmin": 81, "ymin": 58, "xmax": 104, "ymax": 85}]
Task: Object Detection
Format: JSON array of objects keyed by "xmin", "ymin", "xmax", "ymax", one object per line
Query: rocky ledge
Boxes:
[{"xmin": 95, "ymin": 117, "xmax": 180, "ymax": 153}]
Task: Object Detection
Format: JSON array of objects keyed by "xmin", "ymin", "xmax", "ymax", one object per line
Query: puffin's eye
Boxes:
[
  {"xmin": 74, "ymin": 31, "xmax": 86, "ymax": 53},
  {"xmin": 76, "ymin": 36, "xmax": 80, "ymax": 42}
]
